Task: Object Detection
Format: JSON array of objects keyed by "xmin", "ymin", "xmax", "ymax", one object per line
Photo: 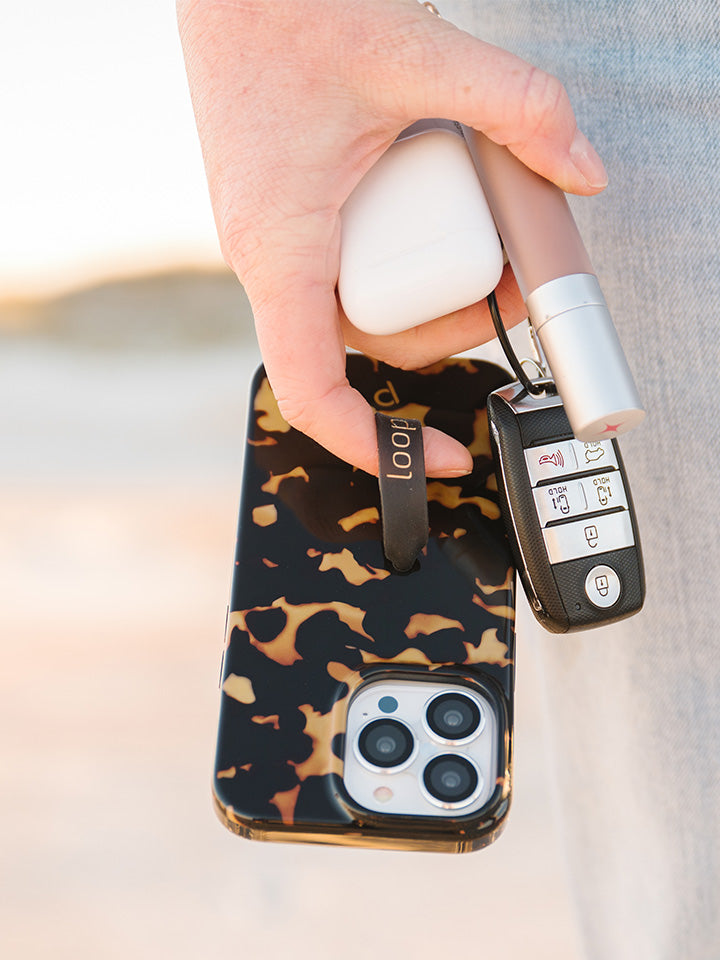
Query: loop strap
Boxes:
[{"xmin": 375, "ymin": 412, "xmax": 428, "ymax": 572}]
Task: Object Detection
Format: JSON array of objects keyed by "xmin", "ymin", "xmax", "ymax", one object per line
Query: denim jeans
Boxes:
[{"xmin": 439, "ymin": 2, "xmax": 720, "ymax": 957}]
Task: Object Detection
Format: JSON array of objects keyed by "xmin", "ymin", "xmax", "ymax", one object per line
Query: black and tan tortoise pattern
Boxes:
[{"xmin": 214, "ymin": 355, "xmax": 516, "ymax": 852}]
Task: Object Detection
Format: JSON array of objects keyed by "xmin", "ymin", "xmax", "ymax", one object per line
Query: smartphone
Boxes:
[{"xmin": 213, "ymin": 354, "xmax": 516, "ymax": 852}]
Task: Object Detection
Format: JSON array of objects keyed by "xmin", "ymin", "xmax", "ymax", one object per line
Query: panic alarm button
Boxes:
[{"xmin": 524, "ymin": 440, "xmax": 579, "ymax": 484}]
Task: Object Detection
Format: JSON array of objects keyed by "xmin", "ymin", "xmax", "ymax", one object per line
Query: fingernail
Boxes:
[
  {"xmin": 425, "ymin": 462, "xmax": 472, "ymax": 478},
  {"xmin": 570, "ymin": 130, "xmax": 608, "ymax": 189}
]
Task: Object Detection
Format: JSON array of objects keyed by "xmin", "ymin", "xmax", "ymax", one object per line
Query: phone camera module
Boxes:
[
  {"xmin": 426, "ymin": 692, "xmax": 481, "ymax": 742},
  {"xmin": 423, "ymin": 755, "xmax": 479, "ymax": 806},
  {"xmin": 358, "ymin": 718, "xmax": 414, "ymax": 769}
]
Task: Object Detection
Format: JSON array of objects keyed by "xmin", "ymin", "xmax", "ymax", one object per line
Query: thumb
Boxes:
[{"xmin": 374, "ymin": 7, "xmax": 606, "ymax": 195}]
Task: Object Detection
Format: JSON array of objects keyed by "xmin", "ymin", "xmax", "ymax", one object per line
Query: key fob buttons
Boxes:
[{"xmin": 487, "ymin": 380, "xmax": 644, "ymax": 632}]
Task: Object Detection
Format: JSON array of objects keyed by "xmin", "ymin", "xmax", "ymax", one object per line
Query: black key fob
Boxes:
[{"xmin": 487, "ymin": 379, "xmax": 645, "ymax": 633}]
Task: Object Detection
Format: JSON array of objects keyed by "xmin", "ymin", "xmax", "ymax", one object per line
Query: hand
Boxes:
[{"xmin": 177, "ymin": 0, "xmax": 607, "ymax": 476}]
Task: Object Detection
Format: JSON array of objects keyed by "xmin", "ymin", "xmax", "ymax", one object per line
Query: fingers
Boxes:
[
  {"xmin": 341, "ymin": 264, "xmax": 525, "ymax": 370},
  {"xmin": 365, "ymin": 4, "xmax": 607, "ymax": 195},
  {"xmin": 179, "ymin": 0, "xmax": 605, "ymax": 478},
  {"xmin": 249, "ymin": 234, "xmax": 473, "ymax": 479}
]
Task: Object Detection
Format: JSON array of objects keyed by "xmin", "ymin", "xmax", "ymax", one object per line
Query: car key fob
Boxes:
[{"xmin": 487, "ymin": 379, "xmax": 645, "ymax": 633}]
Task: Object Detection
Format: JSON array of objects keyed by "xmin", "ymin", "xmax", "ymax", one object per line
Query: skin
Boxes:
[{"xmin": 177, "ymin": 0, "xmax": 607, "ymax": 476}]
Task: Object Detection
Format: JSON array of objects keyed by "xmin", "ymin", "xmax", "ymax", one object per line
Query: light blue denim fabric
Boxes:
[{"xmin": 439, "ymin": 2, "xmax": 720, "ymax": 958}]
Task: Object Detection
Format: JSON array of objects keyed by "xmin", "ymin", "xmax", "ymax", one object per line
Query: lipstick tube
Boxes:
[{"xmin": 464, "ymin": 128, "xmax": 645, "ymax": 442}]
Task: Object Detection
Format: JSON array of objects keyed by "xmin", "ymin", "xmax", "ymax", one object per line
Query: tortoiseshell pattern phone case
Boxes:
[{"xmin": 214, "ymin": 355, "xmax": 516, "ymax": 852}]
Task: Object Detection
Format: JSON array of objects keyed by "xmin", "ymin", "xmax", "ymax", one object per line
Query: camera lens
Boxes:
[
  {"xmin": 423, "ymin": 755, "xmax": 479, "ymax": 806},
  {"xmin": 426, "ymin": 692, "xmax": 481, "ymax": 741},
  {"xmin": 358, "ymin": 718, "xmax": 414, "ymax": 769}
]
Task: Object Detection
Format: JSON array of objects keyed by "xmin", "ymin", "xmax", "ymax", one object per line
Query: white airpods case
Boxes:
[{"xmin": 338, "ymin": 121, "xmax": 503, "ymax": 335}]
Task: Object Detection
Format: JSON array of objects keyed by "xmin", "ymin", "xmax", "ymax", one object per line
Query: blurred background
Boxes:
[{"xmin": 1, "ymin": 3, "xmax": 582, "ymax": 957}]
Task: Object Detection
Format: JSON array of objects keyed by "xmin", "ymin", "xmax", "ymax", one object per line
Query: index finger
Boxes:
[{"xmin": 249, "ymin": 253, "xmax": 473, "ymax": 479}]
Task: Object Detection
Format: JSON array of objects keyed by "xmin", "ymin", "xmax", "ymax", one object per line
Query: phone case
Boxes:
[{"xmin": 214, "ymin": 355, "xmax": 516, "ymax": 852}]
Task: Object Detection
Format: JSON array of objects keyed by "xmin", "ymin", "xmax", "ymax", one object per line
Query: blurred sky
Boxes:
[{"xmin": 1, "ymin": 0, "xmax": 221, "ymax": 298}]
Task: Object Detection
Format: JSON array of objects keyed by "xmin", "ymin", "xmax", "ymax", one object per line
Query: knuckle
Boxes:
[
  {"xmin": 273, "ymin": 384, "xmax": 329, "ymax": 438},
  {"xmin": 391, "ymin": 327, "xmax": 436, "ymax": 372},
  {"xmin": 349, "ymin": 13, "xmax": 446, "ymax": 117},
  {"xmin": 217, "ymin": 217, "xmax": 257, "ymax": 278},
  {"xmin": 209, "ymin": 191, "xmax": 254, "ymax": 278},
  {"xmin": 519, "ymin": 67, "xmax": 570, "ymax": 137},
  {"xmin": 212, "ymin": 182, "xmax": 266, "ymax": 279},
  {"xmin": 273, "ymin": 377, "xmax": 353, "ymax": 441},
  {"xmin": 218, "ymin": 200, "xmax": 339, "ymax": 291},
  {"xmin": 274, "ymin": 393, "xmax": 315, "ymax": 436}
]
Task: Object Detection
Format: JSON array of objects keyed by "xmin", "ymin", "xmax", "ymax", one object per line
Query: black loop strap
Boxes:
[{"xmin": 375, "ymin": 412, "xmax": 428, "ymax": 572}]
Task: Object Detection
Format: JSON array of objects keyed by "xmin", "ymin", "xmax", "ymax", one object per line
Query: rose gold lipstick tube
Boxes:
[{"xmin": 464, "ymin": 128, "xmax": 645, "ymax": 441}]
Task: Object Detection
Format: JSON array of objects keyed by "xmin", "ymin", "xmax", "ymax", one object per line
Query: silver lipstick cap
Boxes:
[{"xmin": 525, "ymin": 274, "xmax": 645, "ymax": 441}]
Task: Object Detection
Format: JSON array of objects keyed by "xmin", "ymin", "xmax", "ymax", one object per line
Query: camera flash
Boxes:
[{"xmin": 373, "ymin": 787, "xmax": 393, "ymax": 803}]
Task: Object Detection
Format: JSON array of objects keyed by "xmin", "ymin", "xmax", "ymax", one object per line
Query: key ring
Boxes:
[{"xmin": 487, "ymin": 290, "xmax": 550, "ymax": 396}]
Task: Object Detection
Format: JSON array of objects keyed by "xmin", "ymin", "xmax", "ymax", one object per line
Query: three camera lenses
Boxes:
[
  {"xmin": 426, "ymin": 692, "xmax": 482, "ymax": 742},
  {"xmin": 356, "ymin": 690, "xmax": 484, "ymax": 796},
  {"xmin": 358, "ymin": 718, "xmax": 414, "ymax": 768},
  {"xmin": 348, "ymin": 684, "xmax": 490, "ymax": 817}
]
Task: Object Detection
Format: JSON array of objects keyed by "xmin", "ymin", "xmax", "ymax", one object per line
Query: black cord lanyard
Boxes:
[{"xmin": 487, "ymin": 290, "xmax": 546, "ymax": 395}]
